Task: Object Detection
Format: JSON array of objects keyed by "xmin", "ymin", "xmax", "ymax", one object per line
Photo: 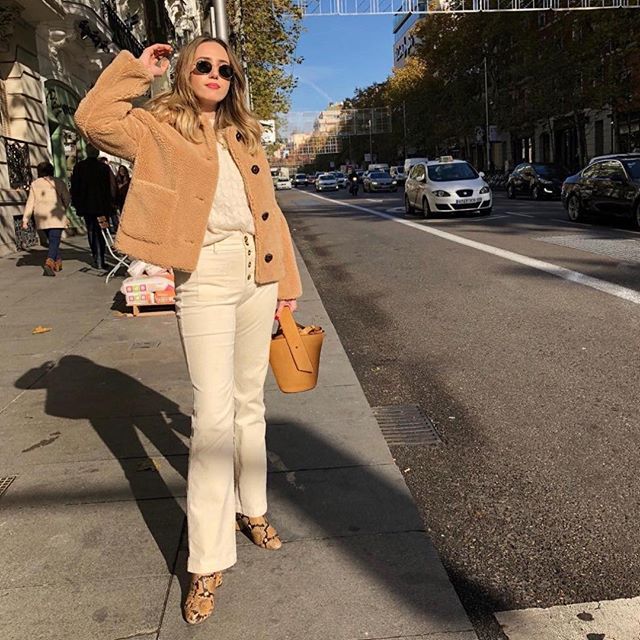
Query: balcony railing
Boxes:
[
  {"xmin": 100, "ymin": 0, "xmax": 144, "ymax": 57},
  {"xmin": 3, "ymin": 136, "xmax": 33, "ymax": 191}
]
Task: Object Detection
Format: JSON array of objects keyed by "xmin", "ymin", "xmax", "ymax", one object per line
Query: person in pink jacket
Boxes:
[{"xmin": 22, "ymin": 162, "xmax": 70, "ymax": 276}]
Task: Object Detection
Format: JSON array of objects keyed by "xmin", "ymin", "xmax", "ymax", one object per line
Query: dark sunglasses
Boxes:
[{"xmin": 194, "ymin": 59, "xmax": 234, "ymax": 80}]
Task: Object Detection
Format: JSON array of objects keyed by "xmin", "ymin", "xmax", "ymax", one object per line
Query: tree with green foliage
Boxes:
[{"xmin": 226, "ymin": 0, "xmax": 304, "ymax": 120}]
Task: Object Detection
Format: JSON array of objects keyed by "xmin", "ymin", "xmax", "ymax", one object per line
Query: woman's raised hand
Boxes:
[{"xmin": 138, "ymin": 44, "xmax": 173, "ymax": 77}]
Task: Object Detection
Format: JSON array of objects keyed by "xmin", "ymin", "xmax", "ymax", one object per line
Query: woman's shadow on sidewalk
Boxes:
[{"xmin": 15, "ymin": 355, "xmax": 190, "ymax": 577}]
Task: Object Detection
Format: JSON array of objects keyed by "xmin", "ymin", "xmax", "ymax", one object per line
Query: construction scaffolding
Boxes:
[
  {"xmin": 272, "ymin": 106, "xmax": 392, "ymax": 167},
  {"xmin": 294, "ymin": 0, "xmax": 640, "ymax": 14}
]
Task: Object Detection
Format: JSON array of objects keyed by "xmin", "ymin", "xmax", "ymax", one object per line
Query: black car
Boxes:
[
  {"xmin": 506, "ymin": 162, "xmax": 569, "ymax": 200},
  {"xmin": 561, "ymin": 154, "xmax": 640, "ymax": 227}
]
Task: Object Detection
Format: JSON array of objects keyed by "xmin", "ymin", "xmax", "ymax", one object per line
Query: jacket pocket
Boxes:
[{"xmin": 120, "ymin": 179, "xmax": 177, "ymax": 244}]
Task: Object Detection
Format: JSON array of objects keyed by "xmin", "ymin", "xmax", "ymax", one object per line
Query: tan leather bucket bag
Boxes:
[{"xmin": 269, "ymin": 306, "xmax": 324, "ymax": 393}]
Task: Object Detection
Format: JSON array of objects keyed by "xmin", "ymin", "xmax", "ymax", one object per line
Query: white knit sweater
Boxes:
[{"xmin": 203, "ymin": 139, "xmax": 256, "ymax": 246}]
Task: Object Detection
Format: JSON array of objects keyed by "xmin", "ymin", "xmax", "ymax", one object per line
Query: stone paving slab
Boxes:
[
  {"xmin": 0, "ymin": 498, "xmax": 183, "ymax": 588},
  {"xmin": 266, "ymin": 383, "xmax": 374, "ymax": 424},
  {"xmin": 160, "ymin": 533, "xmax": 475, "ymax": 640},
  {"xmin": 0, "ymin": 578, "xmax": 167, "ymax": 640},
  {"xmin": 496, "ymin": 595, "xmax": 640, "ymax": 639},
  {"xmin": 266, "ymin": 416, "xmax": 394, "ymax": 470},
  {"xmin": 0, "ymin": 413, "xmax": 189, "ymax": 469}
]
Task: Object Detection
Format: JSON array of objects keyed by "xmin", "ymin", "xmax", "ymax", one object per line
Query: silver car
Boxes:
[
  {"xmin": 363, "ymin": 171, "xmax": 398, "ymax": 193},
  {"xmin": 404, "ymin": 157, "xmax": 492, "ymax": 218},
  {"xmin": 315, "ymin": 173, "xmax": 339, "ymax": 192}
]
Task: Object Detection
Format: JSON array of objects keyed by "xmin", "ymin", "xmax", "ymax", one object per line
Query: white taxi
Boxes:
[{"xmin": 404, "ymin": 157, "xmax": 492, "ymax": 218}]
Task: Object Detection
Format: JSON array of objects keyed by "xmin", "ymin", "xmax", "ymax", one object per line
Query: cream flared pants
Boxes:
[{"xmin": 175, "ymin": 232, "xmax": 278, "ymax": 574}]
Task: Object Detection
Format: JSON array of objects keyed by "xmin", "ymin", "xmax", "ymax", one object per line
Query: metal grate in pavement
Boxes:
[
  {"xmin": 372, "ymin": 405, "xmax": 442, "ymax": 446},
  {"xmin": 0, "ymin": 476, "xmax": 17, "ymax": 499},
  {"xmin": 130, "ymin": 340, "xmax": 161, "ymax": 350}
]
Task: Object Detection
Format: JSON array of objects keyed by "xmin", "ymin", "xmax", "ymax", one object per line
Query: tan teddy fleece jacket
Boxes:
[{"xmin": 74, "ymin": 50, "xmax": 302, "ymax": 300}]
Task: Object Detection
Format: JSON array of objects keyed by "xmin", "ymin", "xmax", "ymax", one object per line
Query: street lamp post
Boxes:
[
  {"xmin": 368, "ymin": 114, "xmax": 373, "ymax": 163},
  {"xmin": 209, "ymin": 0, "xmax": 228, "ymax": 41},
  {"xmin": 402, "ymin": 100, "xmax": 407, "ymax": 160},
  {"xmin": 484, "ymin": 56, "xmax": 491, "ymax": 170}
]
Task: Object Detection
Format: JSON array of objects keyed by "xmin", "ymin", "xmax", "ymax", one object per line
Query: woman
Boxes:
[
  {"xmin": 74, "ymin": 38, "xmax": 301, "ymax": 624},
  {"xmin": 22, "ymin": 161, "xmax": 70, "ymax": 276},
  {"xmin": 115, "ymin": 165, "xmax": 130, "ymax": 212}
]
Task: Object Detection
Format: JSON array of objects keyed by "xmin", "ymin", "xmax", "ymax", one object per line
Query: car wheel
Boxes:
[
  {"xmin": 422, "ymin": 196, "xmax": 433, "ymax": 219},
  {"xmin": 567, "ymin": 195, "xmax": 583, "ymax": 222},
  {"xmin": 532, "ymin": 186, "xmax": 542, "ymax": 201},
  {"xmin": 404, "ymin": 195, "xmax": 415, "ymax": 216},
  {"xmin": 507, "ymin": 184, "xmax": 516, "ymax": 199}
]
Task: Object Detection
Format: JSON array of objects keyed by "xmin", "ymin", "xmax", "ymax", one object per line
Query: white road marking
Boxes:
[
  {"xmin": 505, "ymin": 211, "xmax": 535, "ymax": 218},
  {"xmin": 304, "ymin": 191, "xmax": 640, "ymax": 306},
  {"xmin": 496, "ymin": 595, "xmax": 640, "ymax": 640}
]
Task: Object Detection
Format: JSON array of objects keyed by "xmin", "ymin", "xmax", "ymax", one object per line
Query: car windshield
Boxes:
[
  {"xmin": 623, "ymin": 159, "xmax": 640, "ymax": 179},
  {"xmin": 296, "ymin": 174, "xmax": 305, "ymax": 178},
  {"xmin": 427, "ymin": 163, "xmax": 478, "ymax": 182},
  {"xmin": 335, "ymin": 172, "xmax": 345, "ymax": 178},
  {"xmin": 319, "ymin": 174, "xmax": 334, "ymax": 180},
  {"xmin": 532, "ymin": 164, "xmax": 566, "ymax": 178},
  {"xmin": 370, "ymin": 172, "xmax": 390, "ymax": 179}
]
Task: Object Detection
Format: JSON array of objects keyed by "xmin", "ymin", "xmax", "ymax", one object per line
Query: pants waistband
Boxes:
[{"xmin": 203, "ymin": 232, "xmax": 254, "ymax": 253}]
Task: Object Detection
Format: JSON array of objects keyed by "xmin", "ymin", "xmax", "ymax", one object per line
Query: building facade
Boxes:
[{"xmin": 0, "ymin": 0, "xmax": 202, "ymax": 256}]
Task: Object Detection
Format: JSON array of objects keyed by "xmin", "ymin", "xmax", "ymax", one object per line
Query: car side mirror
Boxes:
[{"xmin": 479, "ymin": 171, "xmax": 485, "ymax": 178}]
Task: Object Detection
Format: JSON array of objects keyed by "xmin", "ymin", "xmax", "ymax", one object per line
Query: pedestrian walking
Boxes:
[
  {"xmin": 100, "ymin": 156, "xmax": 120, "ymax": 232},
  {"xmin": 75, "ymin": 37, "xmax": 302, "ymax": 625},
  {"xmin": 115, "ymin": 165, "xmax": 131, "ymax": 212},
  {"xmin": 70, "ymin": 145, "xmax": 114, "ymax": 269},
  {"xmin": 21, "ymin": 161, "xmax": 70, "ymax": 276}
]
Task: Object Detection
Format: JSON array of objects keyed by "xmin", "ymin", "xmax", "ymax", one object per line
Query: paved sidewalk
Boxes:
[{"xmin": 0, "ymin": 235, "xmax": 477, "ymax": 640}]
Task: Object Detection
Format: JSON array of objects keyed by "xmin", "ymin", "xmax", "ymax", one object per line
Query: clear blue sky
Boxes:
[{"xmin": 289, "ymin": 15, "xmax": 394, "ymax": 113}]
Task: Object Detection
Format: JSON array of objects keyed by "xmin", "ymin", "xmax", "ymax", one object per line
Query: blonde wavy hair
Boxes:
[{"xmin": 145, "ymin": 36, "xmax": 262, "ymax": 154}]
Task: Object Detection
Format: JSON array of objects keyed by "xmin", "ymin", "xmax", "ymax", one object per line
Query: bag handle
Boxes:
[{"xmin": 277, "ymin": 306, "xmax": 314, "ymax": 374}]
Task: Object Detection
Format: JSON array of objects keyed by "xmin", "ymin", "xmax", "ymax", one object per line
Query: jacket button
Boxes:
[
  {"xmin": 251, "ymin": 165, "xmax": 260, "ymax": 174},
  {"xmin": 236, "ymin": 131, "xmax": 242, "ymax": 141},
  {"xmin": 261, "ymin": 212, "xmax": 269, "ymax": 221},
  {"xmin": 264, "ymin": 253, "xmax": 273, "ymax": 263}
]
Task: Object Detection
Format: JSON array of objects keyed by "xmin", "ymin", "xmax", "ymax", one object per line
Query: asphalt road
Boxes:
[{"xmin": 277, "ymin": 186, "xmax": 640, "ymax": 639}]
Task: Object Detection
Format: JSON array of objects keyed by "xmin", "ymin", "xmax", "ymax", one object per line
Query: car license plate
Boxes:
[{"xmin": 456, "ymin": 198, "xmax": 481, "ymax": 205}]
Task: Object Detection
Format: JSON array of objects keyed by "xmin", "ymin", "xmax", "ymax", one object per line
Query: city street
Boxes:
[{"xmin": 278, "ymin": 187, "xmax": 640, "ymax": 639}]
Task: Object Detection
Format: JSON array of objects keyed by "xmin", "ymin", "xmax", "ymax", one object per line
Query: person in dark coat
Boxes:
[{"xmin": 70, "ymin": 144, "xmax": 114, "ymax": 269}]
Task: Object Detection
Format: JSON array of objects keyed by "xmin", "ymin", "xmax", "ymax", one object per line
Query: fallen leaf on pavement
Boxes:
[
  {"xmin": 32, "ymin": 326, "xmax": 52, "ymax": 335},
  {"xmin": 137, "ymin": 458, "xmax": 160, "ymax": 472}
]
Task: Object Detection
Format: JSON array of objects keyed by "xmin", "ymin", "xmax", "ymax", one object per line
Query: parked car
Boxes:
[
  {"xmin": 333, "ymin": 171, "xmax": 348, "ymax": 188},
  {"xmin": 404, "ymin": 156, "xmax": 492, "ymax": 218},
  {"xmin": 363, "ymin": 171, "xmax": 398, "ymax": 193},
  {"xmin": 315, "ymin": 173, "xmax": 339, "ymax": 192},
  {"xmin": 390, "ymin": 166, "xmax": 407, "ymax": 185},
  {"xmin": 561, "ymin": 154, "xmax": 640, "ymax": 227},
  {"xmin": 506, "ymin": 162, "xmax": 569, "ymax": 200},
  {"xmin": 293, "ymin": 173, "xmax": 307, "ymax": 187},
  {"xmin": 275, "ymin": 176, "xmax": 293, "ymax": 190}
]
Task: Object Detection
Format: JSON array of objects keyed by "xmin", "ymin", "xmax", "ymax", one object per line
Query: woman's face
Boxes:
[{"xmin": 189, "ymin": 41, "xmax": 232, "ymax": 112}]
